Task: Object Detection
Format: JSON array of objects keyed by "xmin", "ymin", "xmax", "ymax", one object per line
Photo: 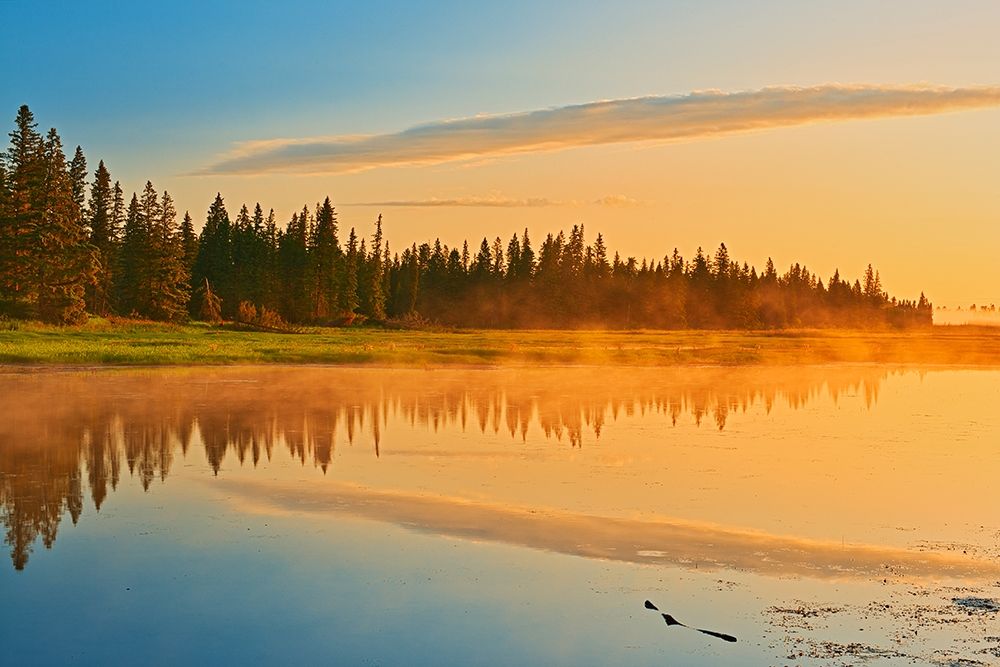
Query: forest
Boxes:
[{"xmin": 0, "ymin": 105, "xmax": 932, "ymax": 329}]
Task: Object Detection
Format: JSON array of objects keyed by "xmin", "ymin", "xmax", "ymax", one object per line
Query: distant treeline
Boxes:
[{"xmin": 0, "ymin": 105, "xmax": 932, "ymax": 328}]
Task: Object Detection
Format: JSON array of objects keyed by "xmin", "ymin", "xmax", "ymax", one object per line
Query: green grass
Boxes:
[{"xmin": 2, "ymin": 319, "xmax": 1000, "ymax": 367}]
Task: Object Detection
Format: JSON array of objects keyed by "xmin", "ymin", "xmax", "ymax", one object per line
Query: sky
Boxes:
[{"xmin": 2, "ymin": 0, "xmax": 999, "ymax": 306}]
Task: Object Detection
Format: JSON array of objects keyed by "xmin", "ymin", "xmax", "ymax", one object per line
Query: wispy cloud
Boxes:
[
  {"xmin": 347, "ymin": 195, "xmax": 565, "ymax": 208},
  {"xmin": 593, "ymin": 194, "xmax": 642, "ymax": 208},
  {"xmin": 200, "ymin": 84, "xmax": 1000, "ymax": 175},
  {"xmin": 346, "ymin": 193, "xmax": 645, "ymax": 208}
]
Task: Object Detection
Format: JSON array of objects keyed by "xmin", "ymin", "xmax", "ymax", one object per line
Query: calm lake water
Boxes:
[{"xmin": 2, "ymin": 366, "xmax": 999, "ymax": 666}]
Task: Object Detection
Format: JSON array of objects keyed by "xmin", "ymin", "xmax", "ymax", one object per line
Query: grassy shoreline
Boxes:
[{"xmin": 3, "ymin": 320, "xmax": 1000, "ymax": 367}]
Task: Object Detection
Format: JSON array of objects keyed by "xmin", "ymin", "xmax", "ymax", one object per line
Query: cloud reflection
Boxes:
[{"xmin": 220, "ymin": 479, "xmax": 1000, "ymax": 582}]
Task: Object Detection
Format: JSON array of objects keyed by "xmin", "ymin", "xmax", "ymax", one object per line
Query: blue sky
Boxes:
[{"xmin": 8, "ymin": 0, "xmax": 996, "ymax": 163}]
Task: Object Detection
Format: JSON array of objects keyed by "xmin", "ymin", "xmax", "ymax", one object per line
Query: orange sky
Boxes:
[{"xmin": 191, "ymin": 106, "xmax": 1000, "ymax": 307}]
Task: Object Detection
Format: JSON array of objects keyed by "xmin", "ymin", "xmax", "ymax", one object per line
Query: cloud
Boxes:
[
  {"xmin": 346, "ymin": 193, "xmax": 645, "ymax": 208},
  {"xmin": 200, "ymin": 83, "xmax": 1000, "ymax": 175},
  {"xmin": 347, "ymin": 195, "xmax": 566, "ymax": 207},
  {"xmin": 593, "ymin": 194, "xmax": 642, "ymax": 207}
]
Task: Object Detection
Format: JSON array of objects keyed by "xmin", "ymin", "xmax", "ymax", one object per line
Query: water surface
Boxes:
[{"xmin": 2, "ymin": 366, "xmax": 998, "ymax": 665}]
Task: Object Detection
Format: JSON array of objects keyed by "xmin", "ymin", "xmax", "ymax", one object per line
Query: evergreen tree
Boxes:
[
  {"xmin": 87, "ymin": 160, "xmax": 115, "ymax": 314},
  {"xmin": 179, "ymin": 212, "xmax": 198, "ymax": 278},
  {"xmin": 278, "ymin": 210, "xmax": 309, "ymax": 322},
  {"xmin": 147, "ymin": 190, "xmax": 189, "ymax": 321},
  {"xmin": 0, "ymin": 155, "xmax": 8, "ymax": 297},
  {"xmin": 2, "ymin": 105, "xmax": 46, "ymax": 313},
  {"xmin": 473, "ymin": 238, "xmax": 492, "ymax": 281},
  {"xmin": 68, "ymin": 146, "xmax": 87, "ymax": 217},
  {"xmin": 34, "ymin": 128, "xmax": 95, "ymax": 323},
  {"xmin": 309, "ymin": 196, "xmax": 340, "ymax": 321},
  {"xmin": 340, "ymin": 227, "xmax": 360, "ymax": 315},
  {"xmin": 505, "ymin": 233, "xmax": 521, "ymax": 280},
  {"xmin": 261, "ymin": 207, "xmax": 279, "ymax": 310},
  {"xmin": 359, "ymin": 214, "xmax": 387, "ymax": 320},
  {"xmin": 116, "ymin": 193, "xmax": 148, "ymax": 315},
  {"xmin": 191, "ymin": 193, "xmax": 233, "ymax": 317},
  {"xmin": 517, "ymin": 228, "xmax": 535, "ymax": 279},
  {"xmin": 591, "ymin": 233, "xmax": 609, "ymax": 279}
]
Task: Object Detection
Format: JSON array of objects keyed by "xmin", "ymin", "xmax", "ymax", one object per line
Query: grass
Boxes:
[{"xmin": 2, "ymin": 318, "xmax": 1000, "ymax": 367}]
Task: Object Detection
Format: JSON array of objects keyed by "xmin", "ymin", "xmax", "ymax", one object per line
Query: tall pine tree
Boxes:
[
  {"xmin": 147, "ymin": 190, "xmax": 189, "ymax": 321},
  {"xmin": 87, "ymin": 160, "xmax": 115, "ymax": 314},
  {"xmin": 34, "ymin": 128, "xmax": 95, "ymax": 323}
]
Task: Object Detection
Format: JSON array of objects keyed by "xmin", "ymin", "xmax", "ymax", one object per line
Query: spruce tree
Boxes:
[
  {"xmin": 87, "ymin": 160, "xmax": 115, "ymax": 314},
  {"xmin": 505, "ymin": 233, "xmax": 521, "ymax": 281},
  {"xmin": 34, "ymin": 128, "xmax": 95, "ymax": 323},
  {"xmin": 261, "ymin": 207, "xmax": 279, "ymax": 310},
  {"xmin": 0, "ymin": 157, "xmax": 8, "ymax": 300},
  {"xmin": 191, "ymin": 193, "xmax": 233, "ymax": 317},
  {"xmin": 340, "ymin": 226, "xmax": 360, "ymax": 316},
  {"xmin": 518, "ymin": 229, "xmax": 535, "ymax": 279},
  {"xmin": 69, "ymin": 146, "xmax": 87, "ymax": 217},
  {"xmin": 2, "ymin": 105, "xmax": 46, "ymax": 313},
  {"xmin": 358, "ymin": 214, "xmax": 385, "ymax": 319},
  {"xmin": 147, "ymin": 190, "xmax": 189, "ymax": 321},
  {"xmin": 116, "ymin": 193, "xmax": 148, "ymax": 316},
  {"xmin": 278, "ymin": 211, "xmax": 309, "ymax": 322},
  {"xmin": 179, "ymin": 212, "xmax": 198, "ymax": 278},
  {"xmin": 310, "ymin": 196, "xmax": 340, "ymax": 321}
]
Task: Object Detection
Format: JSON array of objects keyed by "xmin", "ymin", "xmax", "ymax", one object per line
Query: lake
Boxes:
[{"xmin": 2, "ymin": 365, "xmax": 998, "ymax": 666}]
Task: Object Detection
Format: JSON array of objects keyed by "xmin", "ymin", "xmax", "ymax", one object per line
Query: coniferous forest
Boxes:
[{"xmin": 0, "ymin": 106, "xmax": 933, "ymax": 329}]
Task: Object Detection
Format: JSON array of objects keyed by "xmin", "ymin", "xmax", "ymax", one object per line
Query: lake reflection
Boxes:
[
  {"xmin": 2, "ymin": 365, "xmax": 999, "ymax": 666},
  {"xmin": 1, "ymin": 366, "xmax": 890, "ymax": 570}
]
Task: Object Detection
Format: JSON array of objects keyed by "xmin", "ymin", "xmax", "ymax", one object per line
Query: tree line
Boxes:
[{"xmin": 0, "ymin": 105, "xmax": 932, "ymax": 328}]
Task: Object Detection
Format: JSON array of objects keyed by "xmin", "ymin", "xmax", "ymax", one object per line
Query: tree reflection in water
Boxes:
[{"xmin": 0, "ymin": 366, "xmax": 891, "ymax": 570}]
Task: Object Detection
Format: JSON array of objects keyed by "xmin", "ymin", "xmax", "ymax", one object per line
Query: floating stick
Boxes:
[{"xmin": 644, "ymin": 600, "xmax": 738, "ymax": 643}]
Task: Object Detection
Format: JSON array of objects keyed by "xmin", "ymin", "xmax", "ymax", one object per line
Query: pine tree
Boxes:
[
  {"xmin": 360, "ymin": 214, "xmax": 387, "ymax": 320},
  {"xmin": 0, "ymin": 156, "xmax": 8, "ymax": 301},
  {"xmin": 713, "ymin": 243, "xmax": 730, "ymax": 278},
  {"xmin": 491, "ymin": 236, "xmax": 504, "ymax": 277},
  {"xmin": 505, "ymin": 233, "xmax": 521, "ymax": 280},
  {"xmin": 231, "ymin": 203, "xmax": 254, "ymax": 307},
  {"xmin": 564, "ymin": 224, "xmax": 585, "ymax": 277},
  {"xmin": 87, "ymin": 160, "xmax": 115, "ymax": 314},
  {"xmin": 147, "ymin": 190, "xmax": 189, "ymax": 321},
  {"xmin": 278, "ymin": 211, "xmax": 309, "ymax": 322},
  {"xmin": 68, "ymin": 146, "xmax": 87, "ymax": 217},
  {"xmin": 473, "ymin": 238, "xmax": 492, "ymax": 281},
  {"xmin": 34, "ymin": 129, "xmax": 95, "ymax": 323},
  {"xmin": 179, "ymin": 212, "xmax": 198, "ymax": 278},
  {"xmin": 116, "ymin": 193, "xmax": 148, "ymax": 315},
  {"xmin": 863, "ymin": 264, "xmax": 877, "ymax": 298},
  {"xmin": 518, "ymin": 229, "xmax": 535, "ymax": 279},
  {"xmin": 340, "ymin": 226, "xmax": 360, "ymax": 316},
  {"xmin": 2, "ymin": 105, "xmax": 46, "ymax": 313},
  {"xmin": 261, "ymin": 207, "xmax": 279, "ymax": 310},
  {"xmin": 591, "ymin": 233, "xmax": 609, "ymax": 279},
  {"xmin": 309, "ymin": 196, "xmax": 340, "ymax": 321},
  {"xmin": 191, "ymin": 193, "xmax": 233, "ymax": 317}
]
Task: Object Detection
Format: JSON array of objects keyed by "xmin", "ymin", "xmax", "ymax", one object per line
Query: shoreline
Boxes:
[{"xmin": 3, "ymin": 323, "xmax": 1000, "ymax": 367}]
